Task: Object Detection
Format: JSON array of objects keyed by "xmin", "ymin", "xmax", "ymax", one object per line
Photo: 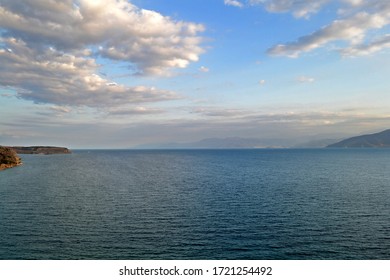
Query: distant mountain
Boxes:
[
  {"xmin": 327, "ymin": 129, "xmax": 390, "ymax": 148},
  {"xmin": 293, "ymin": 138, "xmax": 341, "ymax": 148},
  {"xmin": 184, "ymin": 137, "xmax": 267, "ymax": 148},
  {"xmin": 135, "ymin": 137, "xmax": 281, "ymax": 149}
]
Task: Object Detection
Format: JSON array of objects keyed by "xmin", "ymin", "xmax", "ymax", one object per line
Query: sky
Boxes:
[{"xmin": 1, "ymin": 0, "xmax": 390, "ymax": 148}]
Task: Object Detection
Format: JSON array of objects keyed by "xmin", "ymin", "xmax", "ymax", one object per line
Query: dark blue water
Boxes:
[{"xmin": 0, "ymin": 149, "xmax": 389, "ymax": 259}]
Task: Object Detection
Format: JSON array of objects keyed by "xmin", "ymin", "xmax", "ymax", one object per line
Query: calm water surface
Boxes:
[{"xmin": 0, "ymin": 149, "xmax": 389, "ymax": 259}]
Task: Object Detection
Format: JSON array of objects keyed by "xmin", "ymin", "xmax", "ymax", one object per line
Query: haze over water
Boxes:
[{"xmin": 0, "ymin": 149, "xmax": 389, "ymax": 259}]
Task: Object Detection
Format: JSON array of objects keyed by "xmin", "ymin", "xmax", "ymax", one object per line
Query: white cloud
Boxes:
[
  {"xmin": 297, "ymin": 76, "xmax": 315, "ymax": 83},
  {"xmin": 341, "ymin": 34, "xmax": 390, "ymax": 56},
  {"xmin": 249, "ymin": 0, "xmax": 330, "ymax": 18},
  {"xmin": 268, "ymin": 9, "xmax": 390, "ymax": 57},
  {"xmin": 224, "ymin": 0, "xmax": 244, "ymax": 8},
  {"xmin": 259, "ymin": 79, "xmax": 266, "ymax": 85},
  {"xmin": 0, "ymin": 37, "xmax": 178, "ymax": 107},
  {"xmin": 0, "ymin": 0, "xmax": 205, "ymax": 108},
  {"xmin": 342, "ymin": 0, "xmax": 364, "ymax": 6},
  {"xmin": 199, "ymin": 66, "xmax": 210, "ymax": 72},
  {"xmin": 0, "ymin": 0, "xmax": 205, "ymax": 76},
  {"xmin": 245, "ymin": 0, "xmax": 390, "ymax": 57}
]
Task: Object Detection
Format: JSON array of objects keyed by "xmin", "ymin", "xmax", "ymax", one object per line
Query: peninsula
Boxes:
[
  {"xmin": 0, "ymin": 146, "xmax": 22, "ymax": 170},
  {"xmin": 10, "ymin": 146, "xmax": 72, "ymax": 155}
]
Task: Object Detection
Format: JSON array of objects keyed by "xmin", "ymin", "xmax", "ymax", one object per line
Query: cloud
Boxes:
[
  {"xmin": 0, "ymin": 0, "xmax": 205, "ymax": 108},
  {"xmin": 199, "ymin": 66, "xmax": 210, "ymax": 72},
  {"xmin": 297, "ymin": 76, "xmax": 315, "ymax": 83},
  {"xmin": 224, "ymin": 0, "xmax": 244, "ymax": 8},
  {"xmin": 49, "ymin": 106, "xmax": 72, "ymax": 114},
  {"xmin": 1, "ymin": 93, "xmax": 13, "ymax": 98},
  {"xmin": 0, "ymin": 0, "xmax": 204, "ymax": 76},
  {"xmin": 341, "ymin": 34, "xmax": 390, "ymax": 56},
  {"xmin": 259, "ymin": 79, "xmax": 266, "ymax": 85},
  {"xmin": 2, "ymin": 103, "xmax": 389, "ymax": 147},
  {"xmin": 244, "ymin": 0, "xmax": 390, "ymax": 57},
  {"xmin": 250, "ymin": 0, "xmax": 330, "ymax": 18},
  {"xmin": 0, "ymin": 37, "xmax": 178, "ymax": 107},
  {"xmin": 268, "ymin": 8, "xmax": 390, "ymax": 57},
  {"xmin": 192, "ymin": 107, "xmax": 249, "ymax": 117},
  {"xmin": 107, "ymin": 107, "xmax": 165, "ymax": 116}
]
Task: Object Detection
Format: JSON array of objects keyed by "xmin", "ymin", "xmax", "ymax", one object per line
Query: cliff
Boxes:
[
  {"xmin": 327, "ymin": 129, "xmax": 390, "ymax": 148},
  {"xmin": 0, "ymin": 146, "xmax": 22, "ymax": 170},
  {"xmin": 10, "ymin": 146, "xmax": 71, "ymax": 155}
]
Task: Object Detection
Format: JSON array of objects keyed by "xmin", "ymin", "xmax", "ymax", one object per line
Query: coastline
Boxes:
[
  {"xmin": 0, "ymin": 146, "xmax": 22, "ymax": 171},
  {"xmin": 0, "ymin": 162, "xmax": 22, "ymax": 171},
  {"xmin": 1, "ymin": 146, "xmax": 71, "ymax": 171}
]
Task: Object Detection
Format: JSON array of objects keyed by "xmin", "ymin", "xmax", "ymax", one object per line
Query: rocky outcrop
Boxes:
[
  {"xmin": 10, "ymin": 146, "xmax": 71, "ymax": 155},
  {"xmin": 0, "ymin": 146, "xmax": 22, "ymax": 170}
]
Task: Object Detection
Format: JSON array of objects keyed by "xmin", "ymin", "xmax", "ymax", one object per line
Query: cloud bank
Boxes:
[{"xmin": 0, "ymin": 0, "xmax": 205, "ymax": 107}]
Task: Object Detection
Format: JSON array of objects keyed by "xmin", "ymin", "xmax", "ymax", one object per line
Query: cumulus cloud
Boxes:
[
  {"xmin": 246, "ymin": 0, "xmax": 390, "ymax": 57},
  {"xmin": 0, "ymin": 0, "xmax": 204, "ymax": 75},
  {"xmin": 0, "ymin": 0, "xmax": 204, "ymax": 108},
  {"xmin": 0, "ymin": 37, "xmax": 178, "ymax": 107}
]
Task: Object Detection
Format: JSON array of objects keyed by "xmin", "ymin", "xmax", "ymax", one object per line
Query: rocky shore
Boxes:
[{"xmin": 0, "ymin": 146, "xmax": 22, "ymax": 170}]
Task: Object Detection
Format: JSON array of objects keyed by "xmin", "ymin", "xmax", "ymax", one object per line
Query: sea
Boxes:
[{"xmin": 0, "ymin": 149, "xmax": 389, "ymax": 260}]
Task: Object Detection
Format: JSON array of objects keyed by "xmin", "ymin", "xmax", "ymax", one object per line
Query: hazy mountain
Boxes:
[
  {"xmin": 134, "ymin": 137, "xmax": 285, "ymax": 149},
  {"xmin": 293, "ymin": 138, "xmax": 341, "ymax": 148},
  {"xmin": 327, "ymin": 129, "xmax": 390, "ymax": 148}
]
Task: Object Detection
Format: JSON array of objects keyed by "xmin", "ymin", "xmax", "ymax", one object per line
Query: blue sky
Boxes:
[{"xmin": 1, "ymin": 0, "xmax": 390, "ymax": 148}]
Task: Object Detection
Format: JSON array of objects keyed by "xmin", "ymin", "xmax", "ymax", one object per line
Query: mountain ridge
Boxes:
[{"xmin": 327, "ymin": 129, "xmax": 390, "ymax": 148}]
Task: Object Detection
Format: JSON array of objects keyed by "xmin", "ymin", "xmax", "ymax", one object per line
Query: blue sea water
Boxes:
[{"xmin": 0, "ymin": 149, "xmax": 389, "ymax": 259}]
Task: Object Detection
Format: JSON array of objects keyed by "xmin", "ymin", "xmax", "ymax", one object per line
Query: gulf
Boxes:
[{"xmin": 0, "ymin": 149, "xmax": 389, "ymax": 259}]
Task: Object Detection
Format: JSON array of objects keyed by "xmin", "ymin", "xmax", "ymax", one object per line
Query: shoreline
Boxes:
[{"xmin": 0, "ymin": 162, "xmax": 22, "ymax": 171}]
